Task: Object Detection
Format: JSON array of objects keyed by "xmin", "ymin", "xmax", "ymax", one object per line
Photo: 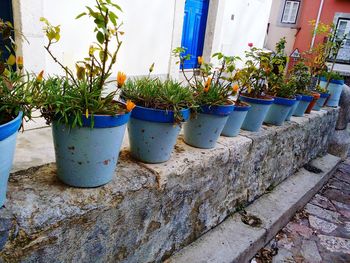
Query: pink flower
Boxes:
[{"xmin": 248, "ymin": 43, "xmax": 253, "ymax": 47}]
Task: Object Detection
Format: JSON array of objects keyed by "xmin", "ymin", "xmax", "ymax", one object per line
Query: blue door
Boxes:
[
  {"xmin": 0, "ymin": 0, "xmax": 14, "ymax": 61},
  {"xmin": 181, "ymin": 0, "xmax": 209, "ymax": 69}
]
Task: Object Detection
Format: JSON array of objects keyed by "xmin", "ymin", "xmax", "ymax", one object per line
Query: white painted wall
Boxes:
[
  {"xmin": 14, "ymin": 0, "xmax": 185, "ymax": 78},
  {"xmin": 265, "ymin": 0, "xmax": 298, "ymax": 56},
  {"xmin": 13, "ymin": 0, "xmax": 273, "ymax": 77},
  {"xmin": 204, "ymin": 0, "xmax": 273, "ymax": 67}
]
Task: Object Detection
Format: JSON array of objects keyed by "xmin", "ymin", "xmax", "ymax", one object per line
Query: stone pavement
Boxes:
[{"xmin": 252, "ymin": 151, "xmax": 350, "ymax": 263}]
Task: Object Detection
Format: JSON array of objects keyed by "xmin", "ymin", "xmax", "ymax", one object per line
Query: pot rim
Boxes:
[
  {"xmin": 131, "ymin": 105, "xmax": 190, "ymax": 123},
  {"xmin": 0, "ymin": 111, "xmax": 23, "ymax": 141}
]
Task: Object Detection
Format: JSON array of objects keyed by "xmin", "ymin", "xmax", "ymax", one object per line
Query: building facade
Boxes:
[{"xmin": 1, "ymin": 0, "xmax": 273, "ymax": 79}]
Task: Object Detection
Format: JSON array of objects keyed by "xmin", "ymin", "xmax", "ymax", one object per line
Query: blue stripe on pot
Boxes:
[
  {"xmin": 240, "ymin": 95, "xmax": 274, "ymax": 132},
  {"xmin": 313, "ymin": 93, "xmax": 329, "ymax": 111},
  {"xmin": 200, "ymin": 104, "xmax": 234, "ymax": 116},
  {"xmin": 0, "ymin": 111, "xmax": 22, "ymax": 207},
  {"xmin": 264, "ymin": 97, "xmax": 296, "ymax": 126},
  {"xmin": 131, "ymin": 105, "xmax": 190, "ymax": 123},
  {"xmin": 319, "ymin": 78, "xmax": 344, "ymax": 107},
  {"xmin": 221, "ymin": 103, "xmax": 251, "ymax": 137},
  {"xmin": 53, "ymin": 113, "xmax": 130, "ymax": 188},
  {"xmin": 320, "ymin": 76, "xmax": 344, "ymax": 85},
  {"xmin": 0, "ymin": 111, "xmax": 23, "ymax": 141},
  {"xmin": 128, "ymin": 106, "xmax": 189, "ymax": 163},
  {"xmin": 293, "ymin": 94, "xmax": 313, "ymax": 117},
  {"xmin": 82, "ymin": 112, "xmax": 130, "ymax": 128},
  {"xmin": 286, "ymin": 95, "xmax": 302, "ymax": 121}
]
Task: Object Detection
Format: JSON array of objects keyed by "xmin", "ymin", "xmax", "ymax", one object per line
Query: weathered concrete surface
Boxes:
[
  {"xmin": 336, "ymin": 84, "xmax": 350, "ymax": 131},
  {"xmin": 0, "ymin": 108, "xmax": 338, "ymax": 262},
  {"xmin": 169, "ymin": 154, "xmax": 341, "ymax": 263},
  {"xmin": 328, "ymin": 129, "xmax": 350, "ymax": 161}
]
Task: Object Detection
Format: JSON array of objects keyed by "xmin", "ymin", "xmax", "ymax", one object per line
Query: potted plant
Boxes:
[
  {"xmin": 174, "ymin": 50, "xmax": 236, "ymax": 148},
  {"xmin": 121, "ymin": 74, "xmax": 193, "ymax": 163},
  {"xmin": 0, "ymin": 20, "xmax": 32, "ymax": 206},
  {"xmin": 287, "ymin": 62, "xmax": 313, "ymax": 117},
  {"xmin": 304, "ymin": 21, "xmax": 346, "ymax": 108},
  {"xmin": 34, "ymin": 1, "xmax": 132, "ymax": 187},
  {"xmin": 236, "ymin": 44, "xmax": 274, "ymax": 131},
  {"xmin": 264, "ymin": 38, "xmax": 297, "ymax": 126}
]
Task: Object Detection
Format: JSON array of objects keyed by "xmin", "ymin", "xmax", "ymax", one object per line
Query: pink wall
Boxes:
[{"xmin": 289, "ymin": 0, "xmax": 350, "ymax": 68}]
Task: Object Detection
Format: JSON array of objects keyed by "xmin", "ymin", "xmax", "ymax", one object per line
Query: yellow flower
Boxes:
[
  {"xmin": 85, "ymin": 108, "xmax": 89, "ymax": 118},
  {"xmin": 126, "ymin": 100, "xmax": 136, "ymax": 112},
  {"xmin": 117, "ymin": 71, "xmax": 127, "ymax": 87},
  {"xmin": 7, "ymin": 54, "xmax": 16, "ymax": 66},
  {"xmin": 36, "ymin": 70, "xmax": 44, "ymax": 82},
  {"xmin": 204, "ymin": 77, "xmax": 212, "ymax": 92},
  {"xmin": 198, "ymin": 56, "xmax": 204, "ymax": 65},
  {"xmin": 232, "ymin": 84, "xmax": 239, "ymax": 93},
  {"xmin": 16, "ymin": 56, "xmax": 24, "ymax": 70}
]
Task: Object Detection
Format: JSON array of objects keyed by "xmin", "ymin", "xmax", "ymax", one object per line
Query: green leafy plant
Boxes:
[
  {"xmin": 35, "ymin": 0, "xmax": 128, "ymax": 127},
  {"xmin": 173, "ymin": 48, "xmax": 240, "ymax": 107},
  {"xmin": 236, "ymin": 46, "xmax": 272, "ymax": 99},
  {"xmin": 266, "ymin": 38, "xmax": 296, "ymax": 99},
  {"xmin": 303, "ymin": 21, "xmax": 346, "ymax": 90},
  {"xmin": 0, "ymin": 19, "xmax": 32, "ymax": 125},
  {"xmin": 121, "ymin": 74, "xmax": 194, "ymax": 122},
  {"xmin": 288, "ymin": 62, "xmax": 312, "ymax": 95}
]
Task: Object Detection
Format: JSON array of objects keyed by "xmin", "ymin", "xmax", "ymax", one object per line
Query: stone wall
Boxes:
[{"xmin": 0, "ymin": 108, "xmax": 338, "ymax": 263}]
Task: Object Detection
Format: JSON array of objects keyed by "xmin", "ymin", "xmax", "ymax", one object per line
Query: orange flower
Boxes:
[
  {"xmin": 126, "ymin": 100, "xmax": 136, "ymax": 112},
  {"xmin": 204, "ymin": 77, "xmax": 212, "ymax": 92},
  {"xmin": 117, "ymin": 71, "xmax": 127, "ymax": 87},
  {"xmin": 36, "ymin": 70, "xmax": 44, "ymax": 82},
  {"xmin": 198, "ymin": 56, "xmax": 204, "ymax": 65},
  {"xmin": 16, "ymin": 56, "xmax": 24, "ymax": 70},
  {"xmin": 232, "ymin": 84, "xmax": 239, "ymax": 93}
]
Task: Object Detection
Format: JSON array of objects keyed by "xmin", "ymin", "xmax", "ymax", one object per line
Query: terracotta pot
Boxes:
[{"xmin": 305, "ymin": 92, "xmax": 320, "ymax": 114}]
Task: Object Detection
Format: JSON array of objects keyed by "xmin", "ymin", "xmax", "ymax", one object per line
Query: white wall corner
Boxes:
[{"xmin": 168, "ymin": 0, "xmax": 186, "ymax": 80}]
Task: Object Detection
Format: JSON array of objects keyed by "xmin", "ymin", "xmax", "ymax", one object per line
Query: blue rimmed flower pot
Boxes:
[
  {"xmin": 293, "ymin": 94, "xmax": 313, "ymax": 117},
  {"xmin": 128, "ymin": 106, "xmax": 190, "ymax": 163},
  {"xmin": 285, "ymin": 95, "xmax": 302, "ymax": 121},
  {"xmin": 313, "ymin": 92, "xmax": 330, "ymax": 111},
  {"xmin": 320, "ymin": 77, "xmax": 344, "ymax": 107},
  {"xmin": 264, "ymin": 97, "xmax": 296, "ymax": 126},
  {"xmin": 221, "ymin": 102, "xmax": 251, "ymax": 137},
  {"xmin": 239, "ymin": 95, "xmax": 274, "ymax": 132},
  {"xmin": 0, "ymin": 112, "xmax": 23, "ymax": 207},
  {"xmin": 183, "ymin": 104, "xmax": 234, "ymax": 149},
  {"xmin": 52, "ymin": 113, "xmax": 130, "ymax": 188}
]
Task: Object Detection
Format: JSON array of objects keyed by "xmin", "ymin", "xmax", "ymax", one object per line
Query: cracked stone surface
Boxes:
[
  {"xmin": 254, "ymin": 149, "xmax": 350, "ymax": 263},
  {"xmin": 0, "ymin": 108, "xmax": 338, "ymax": 262}
]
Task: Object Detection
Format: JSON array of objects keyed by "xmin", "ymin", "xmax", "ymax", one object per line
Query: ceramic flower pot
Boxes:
[
  {"xmin": 184, "ymin": 104, "xmax": 234, "ymax": 149},
  {"xmin": 320, "ymin": 77, "xmax": 344, "ymax": 107},
  {"xmin": 264, "ymin": 97, "xmax": 296, "ymax": 126},
  {"xmin": 0, "ymin": 112, "xmax": 23, "ymax": 207},
  {"xmin": 305, "ymin": 92, "xmax": 320, "ymax": 114},
  {"xmin": 293, "ymin": 94, "xmax": 313, "ymax": 117},
  {"xmin": 52, "ymin": 113, "xmax": 130, "ymax": 187},
  {"xmin": 313, "ymin": 92, "xmax": 330, "ymax": 111},
  {"xmin": 128, "ymin": 106, "xmax": 190, "ymax": 163},
  {"xmin": 221, "ymin": 102, "xmax": 251, "ymax": 137},
  {"xmin": 239, "ymin": 95, "xmax": 274, "ymax": 132},
  {"xmin": 285, "ymin": 95, "xmax": 302, "ymax": 121}
]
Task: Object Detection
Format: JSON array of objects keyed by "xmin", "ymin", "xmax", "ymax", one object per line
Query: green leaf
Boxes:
[
  {"xmin": 76, "ymin": 12, "xmax": 87, "ymax": 19},
  {"xmin": 96, "ymin": 31, "xmax": 104, "ymax": 44}
]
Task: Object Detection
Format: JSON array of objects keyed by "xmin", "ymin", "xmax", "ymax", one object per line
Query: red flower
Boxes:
[{"xmin": 248, "ymin": 43, "xmax": 253, "ymax": 47}]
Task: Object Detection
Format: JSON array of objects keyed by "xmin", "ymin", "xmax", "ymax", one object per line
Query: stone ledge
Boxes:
[{"xmin": 0, "ymin": 108, "xmax": 339, "ymax": 262}]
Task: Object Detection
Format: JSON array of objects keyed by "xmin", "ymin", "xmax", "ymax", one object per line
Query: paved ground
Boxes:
[{"xmin": 252, "ymin": 151, "xmax": 350, "ymax": 263}]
